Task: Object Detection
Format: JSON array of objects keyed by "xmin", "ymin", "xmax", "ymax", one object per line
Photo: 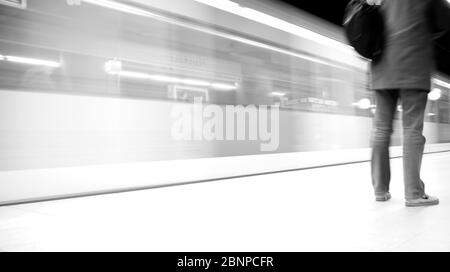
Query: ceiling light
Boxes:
[{"xmin": 83, "ymin": 0, "xmax": 154, "ymax": 17}]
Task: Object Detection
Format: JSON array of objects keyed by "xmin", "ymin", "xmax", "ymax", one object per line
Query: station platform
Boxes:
[{"xmin": 1, "ymin": 151, "xmax": 450, "ymax": 252}]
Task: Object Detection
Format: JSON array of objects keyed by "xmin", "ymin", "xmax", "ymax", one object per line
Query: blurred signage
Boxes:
[
  {"xmin": 280, "ymin": 97, "xmax": 338, "ymax": 112},
  {"xmin": 0, "ymin": 0, "xmax": 26, "ymax": 9},
  {"xmin": 300, "ymin": 97, "xmax": 338, "ymax": 106},
  {"xmin": 168, "ymin": 85, "xmax": 209, "ymax": 102},
  {"xmin": 169, "ymin": 54, "xmax": 207, "ymax": 68}
]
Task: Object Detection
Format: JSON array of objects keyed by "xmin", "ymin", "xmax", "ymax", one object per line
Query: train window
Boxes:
[{"xmin": 0, "ymin": 0, "xmax": 372, "ymax": 115}]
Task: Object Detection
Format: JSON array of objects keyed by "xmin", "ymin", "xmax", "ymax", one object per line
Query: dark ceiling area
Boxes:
[{"xmin": 278, "ymin": 0, "xmax": 450, "ymax": 77}]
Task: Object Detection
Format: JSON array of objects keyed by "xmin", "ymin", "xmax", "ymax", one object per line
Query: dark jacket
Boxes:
[{"xmin": 371, "ymin": 0, "xmax": 450, "ymax": 91}]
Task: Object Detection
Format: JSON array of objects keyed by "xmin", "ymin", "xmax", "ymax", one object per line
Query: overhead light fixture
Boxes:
[
  {"xmin": 0, "ymin": 55, "xmax": 61, "ymax": 67},
  {"xmin": 428, "ymin": 88, "xmax": 442, "ymax": 101},
  {"xmin": 83, "ymin": 0, "xmax": 155, "ymax": 17},
  {"xmin": 194, "ymin": 0, "xmax": 240, "ymax": 10},
  {"xmin": 428, "ymin": 113, "xmax": 436, "ymax": 116}
]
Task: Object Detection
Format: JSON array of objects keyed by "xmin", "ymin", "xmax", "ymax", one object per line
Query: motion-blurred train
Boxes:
[{"xmin": 1, "ymin": 0, "xmax": 449, "ymax": 204}]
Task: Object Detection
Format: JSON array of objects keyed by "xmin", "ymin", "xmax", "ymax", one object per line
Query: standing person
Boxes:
[{"xmin": 370, "ymin": 0, "xmax": 450, "ymax": 206}]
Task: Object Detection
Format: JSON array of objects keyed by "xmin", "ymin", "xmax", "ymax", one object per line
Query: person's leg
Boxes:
[
  {"xmin": 400, "ymin": 89, "xmax": 438, "ymax": 206},
  {"xmin": 371, "ymin": 89, "xmax": 398, "ymax": 200}
]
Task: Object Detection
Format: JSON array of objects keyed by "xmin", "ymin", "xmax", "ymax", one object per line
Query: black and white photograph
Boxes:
[{"xmin": 0, "ymin": 0, "xmax": 450, "ymax": 255}]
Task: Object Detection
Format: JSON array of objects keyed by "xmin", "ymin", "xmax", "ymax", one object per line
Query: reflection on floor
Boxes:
[{"xmin": 1, "ymin": 152, "xmax": 450, "ymax": 252}]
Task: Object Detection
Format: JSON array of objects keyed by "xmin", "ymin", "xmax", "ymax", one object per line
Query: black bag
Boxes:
[{"xmin": 343, "ymin": 0, "xmax": 384, "ymax": 60}]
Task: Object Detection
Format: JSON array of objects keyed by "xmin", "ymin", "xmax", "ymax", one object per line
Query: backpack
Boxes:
[{"xmin": 343, "ymin": 0, "xmax": 385, "ymax": 60}]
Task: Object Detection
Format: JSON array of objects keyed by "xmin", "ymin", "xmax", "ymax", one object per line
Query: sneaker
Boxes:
[
  {"xmin": 376, "ymin": 192, "xmax": 391, "ymax": 202},
  {"xmin": 405, "ymin": 194, "xmax": 439, "ymax": 207}
]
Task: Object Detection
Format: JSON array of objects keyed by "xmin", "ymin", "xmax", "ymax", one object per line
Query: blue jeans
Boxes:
[{"xmin": 371, "ymin": 89, "xmax": 428, "ymax": 200}]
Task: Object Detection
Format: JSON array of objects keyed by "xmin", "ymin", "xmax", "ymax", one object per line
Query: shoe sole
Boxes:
[
  {"xmin": 376, "ymin": 194, "xmax": 391, "ymax": 202},
  {"xmin": 405, "ymin": 199, "xmax": 439, "ymax": 207}
]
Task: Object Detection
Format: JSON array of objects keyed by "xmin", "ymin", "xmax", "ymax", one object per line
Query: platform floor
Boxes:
[{"xmin": 1, "ymin": 152, "xmax": 450, "ymax": 252}]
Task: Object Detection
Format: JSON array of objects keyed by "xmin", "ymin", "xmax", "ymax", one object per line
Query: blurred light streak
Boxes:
[
  {"xmin": 105, "ymin": 62, "xmax": 237, "ymax": 90},
  {"xmin": 107, "ymin": 70, "xmax": 151, "ymax": 79},
  {"xmin": 1, "ymin": 55, "xmax": 60, "ymax": 67},
  {"xmin": 210, "ymin": 82, "xmax": 238, "ymax": 90},
  {"xmin": 433, "ymin": 78, "xmax": 450, "ymax": 89},
  {"xmin": 270, "ymin": 92, "xmax": 286, "ymax": 97},
  {"xmin": 83, "ymin": 0, "xmax": 155, "ymax": 17}
]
